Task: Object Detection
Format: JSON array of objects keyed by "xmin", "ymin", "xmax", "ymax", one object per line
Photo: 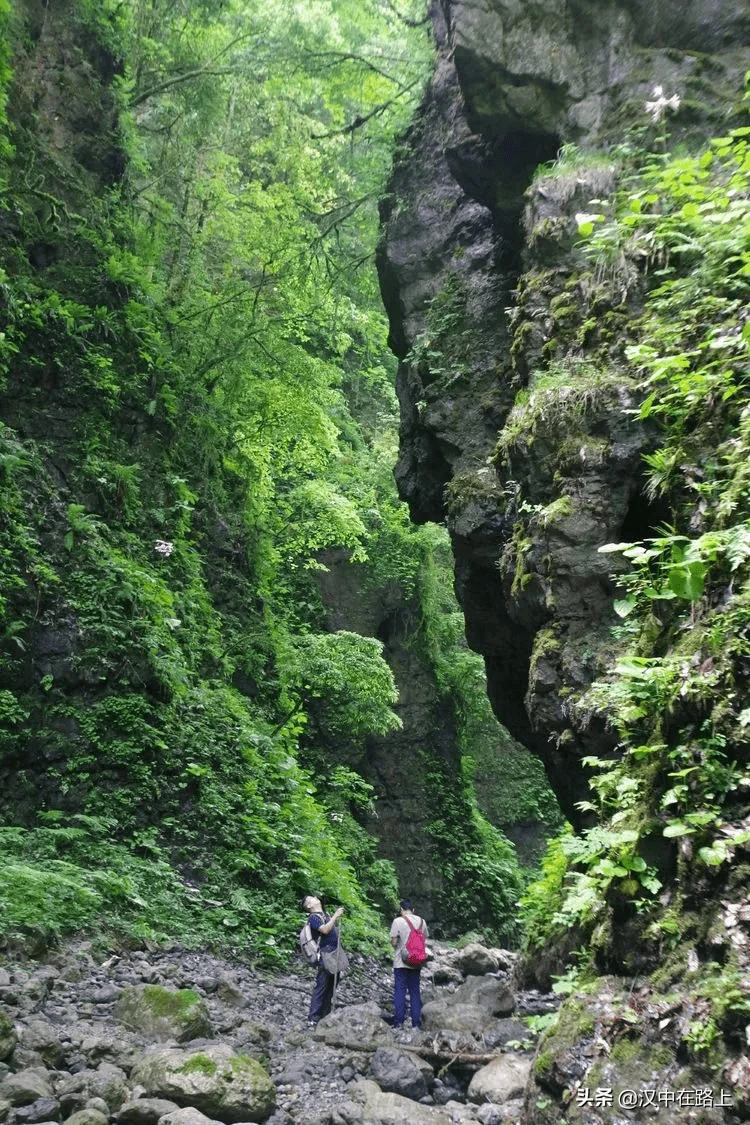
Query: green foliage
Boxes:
[
  {"xmin": 519, "ymin": 828, "xmax": 572, "ymax": 946},
  {"xmin": 0, "ymin": 0, "xmax": 436, "ymax": 957},
  {"xmin": 420, "ymin": 752, "xmax": 524, "ymax": 946},
  {"xmin": 520, "ymin": 86, "xmax": 750, "ymax": 954},
  {"xmin": 0, "ymin": 0, "xmax": 551, "ymax": 961},
  {"xmin": 285, "ymin": 630, "xmax": 401, "ymax": 744}
]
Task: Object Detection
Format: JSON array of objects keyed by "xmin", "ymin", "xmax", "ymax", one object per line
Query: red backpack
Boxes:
[{"xmin": 401, "ymin": 915, "xmax": 427, "ymax": 967}]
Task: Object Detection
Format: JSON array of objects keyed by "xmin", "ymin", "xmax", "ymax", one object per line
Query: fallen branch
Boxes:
[{"xmin": 316, "ymin": 1036, "xmax": 499, "ymax": 1067}]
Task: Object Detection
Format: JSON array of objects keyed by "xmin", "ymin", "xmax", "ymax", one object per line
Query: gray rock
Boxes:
[
  {"xmin": 369, "ymin": 1048, "xmax": 428, "ymax": 1101},
  {"xmin": 0, "ymin": 1069, "xmax": 53, "ymax": 1107},
  {"xmin": 421, "ymin": 1000, "xmax": 492, "ymax": 1036},
  {"xmin": 93, "ymin": 987, "xmax": 122, "ymax": 1005},
  {"xmin": 314, "ymin": 1003, "xmax": 390, "ymax": 1048},
  {"xmin": 467, "ymin": 1055, "xmax": 532, "ymax": 1104},
  {"xmin": 481, "ymin": 1019, "xmax": 528, "ymax": 1049},
  {"xmin": 88, "ymin": 1064, "xmax": 129, "ymax": 1111},
  {"xmin": 79, "ymin": 1038, "xmax": 117, "ymax": 1065},
  {"xmin": 115, "ymin": 987, "xmax": 212, "ymax": 1044},
  {"xmin": 156, "ymin": 1109, "xmax": 222, "ymax": 1125},
  {"xmin": 454, "ymin": 946, "xmax": 499, "ymax": 977},
  {"xmin": 451, "ymin": 977, "xmax": 515, "ymax": 1018},
  {"xmin": 330, "ymin": 1079, "xmax": 451, "ymax": 1125},
  {"xmin": 63, "ymin": 1110, "xmax": 109, "ymax": 1125},
  {"xmin": 18, "ymin": 1020, "xmax": 66, "ymax": 1068},
  {"xmin": 83, "ymin": 1100, "xmax": 109, "ymax": 1117},
  {"xmin": 118, "ymin": 1100, "xmax": 181, "ymax": 1125},
  {"xmin": 56, "ymin": 1065, "xmax": 128, "ymax": 1114},
  {"xmin": 14, "ymin": 1097, "xmax": 61, "ymax": 1123},
  {"xmin": 213, "ymin": 982, "xmax": 245, "ymax": 1010}
]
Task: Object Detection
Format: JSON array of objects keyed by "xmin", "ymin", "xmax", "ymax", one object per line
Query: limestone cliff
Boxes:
[
  {"xmin": 378, "ymin": 1, "xmax": 750, "ymax": 1119},
  {"xmin": 378, "ymin": 0, "xmax": 750, "ymax": 824}
]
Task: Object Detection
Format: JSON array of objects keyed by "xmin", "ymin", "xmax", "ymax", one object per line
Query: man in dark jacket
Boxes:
[{"xmin": 303, "ymin": 894, "xmax": 344, "ymax": 1027}]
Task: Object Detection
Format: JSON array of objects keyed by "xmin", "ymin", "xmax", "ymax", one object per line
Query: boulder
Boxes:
[
  {"xmin": 369, "ymin": 1048, "xmax": 430, "ymax": 1101},
  {"xmin": 18, "ymin": 1020, "xmax": 66, "ymax": 1068},
  {"xmin": 213, "ymin": 981, "xmax": 246, "ymax": 1011},
  {"xmin": 421, "ymin": 1000, "xmax": 492, "ymax": 1036},
  {"xmin": 314, "ymin": 1003, "xmax": 390, "ymax": 1048},
  {"xmin": 0, "ymin": 1069, "xmax": 53, "ymax": 1106},
  {"xmin": 63, "ymin": 1112, "xmax": 109, "ymax": 1125},
  {"xmin": 482, "ymin": 1019, "xmax": 529, "ymax": 1049},
  {"xmin": 56, "ymin": 1064, "xmax": 129, "ymax": 1114},
  {"xmin": 331, "ymin": 1079, "xmax": 451, "ymax": 1125},
  {"xmin": 88, "ymin": 1063, "xmax": 129, "ymax": 1111},
  {"xmin": 157, "ymin": 1108, "xmax": 223, "ymax": 1125},
  {"xmin": 130, "ymin": 1044, "xmax": 275, "ymax": 1124},
  {"xmin": 454, "ymin": 945, "xmax": 499, "ymax": 977},
  {"xmin": 467, "ymin": 1055, "xmax": 532, "ymax": 1104},
  {"xmin": 14, "ymin": 1096, "xmax": 61, "ymax": 1123},
  {"xmin": 83, "ymin": 1099, "xmax": 109, "ymax": 1117},
  {"xmin": 115, "ymin": 987, "xmax": 212, "ymax": 1043},
  {"xmin": 118, "ymin": 1099, "xmax": 181, "ymax": 1125},
  {"xmin": 451, "ymin": 977, "xmax": 514, "ymax": 1018}
]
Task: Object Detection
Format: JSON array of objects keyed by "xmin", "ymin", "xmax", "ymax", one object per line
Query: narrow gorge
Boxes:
[{"xmin": 1, "ymin": 0, "xmax": 750, "ymax": 1122}]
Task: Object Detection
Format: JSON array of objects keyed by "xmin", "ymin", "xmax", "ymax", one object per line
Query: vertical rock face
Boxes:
[
  {"xmin": 377, "ymin": 0, "xmax": 750, "ymax": 822},
  {"xmin": 314, "ymin": 551, "xmax": 459, "ymax": 923}
]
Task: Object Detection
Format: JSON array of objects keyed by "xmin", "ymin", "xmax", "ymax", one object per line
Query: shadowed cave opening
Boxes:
[
  {"xmin": 618, "ymin": 478, "xmax": 672, "ymax": 543},
  {"xmin": 447, "ymin": 128, "xmax": 561, "ymax": 288}
]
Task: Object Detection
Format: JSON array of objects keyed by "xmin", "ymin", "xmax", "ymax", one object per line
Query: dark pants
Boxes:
[
  {"xmin": 308, "ymin": 964, "xmax": 338, "ymax": 1023},
  {"xmin": 393, "ymin": 966, "xmax": 422, "ymax": 1028}
]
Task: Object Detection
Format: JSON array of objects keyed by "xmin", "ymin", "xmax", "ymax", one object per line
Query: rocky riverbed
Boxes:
[{"xmin": 0, "ymin": 940, "xmax": 558, "ymax": 1125}]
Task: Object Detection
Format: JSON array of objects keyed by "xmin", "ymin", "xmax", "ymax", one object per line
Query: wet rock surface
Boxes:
[{"xmin": 0, "ymin": 941, "xmax": 555, "ymax": 1125}]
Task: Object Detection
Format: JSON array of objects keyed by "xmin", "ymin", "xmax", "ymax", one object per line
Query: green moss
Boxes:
[
  {"xmin": 529, "ymin": 627, "xmax": 561, "ymax": 678},
  {"xmin": 534, "ymin": 1048, "xmax": 555, "ymax": 1080},
  {"xmin": 177, "ymin": 1054, "xmax": 218, "ymax": 1077},
  {"xmin": 538, "ymin": 996, "xmax": 597, "ymax": 1060},
  {"xmin": 141, "ymin": 985, "xmax": 201, "ymax": 1017},
  {"xmin": 444, "ymin": 470, "xmax": 498, "ymax": 516},
  {"xmin": 609, "ymin": 1036, "xmax": 641, "ymax": 1064}
]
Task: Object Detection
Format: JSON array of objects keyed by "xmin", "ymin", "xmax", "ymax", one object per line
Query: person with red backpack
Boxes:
[{"xmin": 389, "ymin": 898, "xmax": 429, "ymax": 1037}]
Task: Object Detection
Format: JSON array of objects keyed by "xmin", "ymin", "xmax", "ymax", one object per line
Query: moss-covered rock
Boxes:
[
  {"xmin": 129, "ymin": 1044, "xmax": 275, "ymax": 1124},
  {"xmin": 115, "ymin": 986, "xmax": 213, "ymax": 1044},
  {"xmin": 0, "ymin": 1007, "xmax": 16, "ymax": 1062}
]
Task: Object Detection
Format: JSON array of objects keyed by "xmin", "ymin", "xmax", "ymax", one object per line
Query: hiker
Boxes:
[
  {"xmin": 389, "ymin": 898, "xmax": 428, "ymax": 1033},
  {"xmin": 303, "ymin": 894, "xmax": 345, "ymax": 1027}
]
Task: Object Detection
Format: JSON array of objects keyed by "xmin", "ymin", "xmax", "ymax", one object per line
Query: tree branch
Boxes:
[
  {"xmin": 311, "ymin": 78, "xmax": 421, "ymax": 139},
  {"xmin": 130, "ymin": 67, "xmax": 239, "ymax": 108}
]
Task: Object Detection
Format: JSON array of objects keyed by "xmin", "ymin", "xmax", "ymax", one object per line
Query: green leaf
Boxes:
[
  {"xmin": 663, "ymin": 822, "xmax": 695, "ymax": 838},
  {"xmin": 667, "ymin": 560, "xmax": 706, "ymax": 600},
  {"xmin": 613, "ymin": 597, "xmax": 635, "ymax": 618}
]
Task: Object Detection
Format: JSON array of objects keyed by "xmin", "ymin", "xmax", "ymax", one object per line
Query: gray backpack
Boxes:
[{"xmin": 298, "ymin": 916, "xmax": 321, "ymax": 965}]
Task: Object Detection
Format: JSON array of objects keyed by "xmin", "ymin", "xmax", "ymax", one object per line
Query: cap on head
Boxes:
[
  {"xmin": 303, "ymin": 894, "xmax": 320, "ymax": 912},
  {"xmin": 400, "ymin": 898, "xmax": 412, "ymax": 911}
]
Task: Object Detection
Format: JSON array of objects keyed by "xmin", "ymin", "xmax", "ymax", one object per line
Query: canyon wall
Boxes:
[{"xmin": 378, "ymin": 0, "xmax": 750, "ymax": 825}]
